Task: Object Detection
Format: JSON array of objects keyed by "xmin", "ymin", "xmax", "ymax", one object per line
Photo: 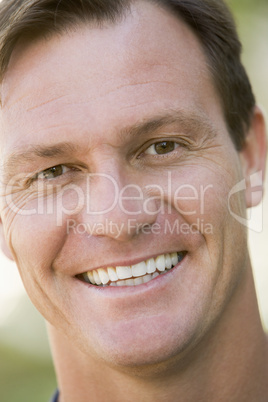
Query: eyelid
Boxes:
[{"xmin": 29, "ymin": 164, "xmax": 75, "ymax": 184}]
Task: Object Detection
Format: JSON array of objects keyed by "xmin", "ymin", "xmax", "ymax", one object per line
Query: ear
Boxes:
[
  {"xmin": 0, "ymin": 219, "xmax": 14, "ymax": 260},
  {"xmin": 239, "ymin": 106, "xmax": 267, "ymax": 208}
]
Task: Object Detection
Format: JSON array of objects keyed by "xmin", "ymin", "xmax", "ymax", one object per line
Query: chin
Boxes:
[{"xmin": 75, "ymin": 312, "xmax": 206, "ymax": 373}]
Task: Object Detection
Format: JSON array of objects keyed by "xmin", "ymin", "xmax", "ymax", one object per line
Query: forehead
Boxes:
[{"xmin": 0, "ymin": 1, "xmax": 223, "ymax": 155}]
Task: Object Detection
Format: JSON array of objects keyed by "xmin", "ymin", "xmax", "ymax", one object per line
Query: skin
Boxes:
[{"xmin": 0, "ymin": 2, "xmax": 267, "ymax": 401}]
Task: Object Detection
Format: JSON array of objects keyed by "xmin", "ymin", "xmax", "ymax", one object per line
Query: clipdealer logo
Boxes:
[
  {"xmin": 228, "ymin": 171, "xmax": 263, "ymax": 233},
  {"xmin": 2, "ymin": 170, "xmax": 265, "ymax": 233},
  {"xmin": 3, "ymin": 172, "xmax": 214, "ymax": 226},
  {"xmin": 66, "ymin": 217, "xmax": 214, "ymax": 238}
]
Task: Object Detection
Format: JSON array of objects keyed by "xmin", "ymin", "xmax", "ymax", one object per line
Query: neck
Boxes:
[{"xmin": 48, "ymin": 267, "xmax": 268, "ymax": 402}]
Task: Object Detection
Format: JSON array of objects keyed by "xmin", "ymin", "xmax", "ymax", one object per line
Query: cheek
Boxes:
[
  {"xmin": 165, "ymin": 159, "xmax": 248, "ymax": 270},
  {"xmin": 4, "ymin": 210, "xmax": 73, "ymax": 325},
  {"xmin": 5, "ymin": 210, "xmax": 67, "ymax": 283},
  {"xmin": 3, "ymin": 184, "xmax": 82, "ymax": 261},
  {"xmin": 167, "ymin": 165, "xmax": 231, "ymax": 224},
  {"xmin": 180, "ymin": 149, "xmax": 244, "ymax": 219}
]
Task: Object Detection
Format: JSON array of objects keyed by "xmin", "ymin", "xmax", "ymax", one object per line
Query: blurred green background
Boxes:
[{"xmin": 0, "ymin": 1, "xmax": 268, "ymax": 401}]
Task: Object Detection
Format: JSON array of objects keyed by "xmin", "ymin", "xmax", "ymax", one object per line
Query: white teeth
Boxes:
[
  {"xmin": 143, "ymin": 274, "xmax": 152, "ymax": 283},
  {"xmin": 165, "ymin": 254, "xmax": 172, "ymax": 269},
  {"xmin": 93, "ymin": 270, "xmax": 102, "ymax": 285},
  {"xmin": 125, "ymin": 279, "xmax": 135, "ymax": 286},
  {"xmin": 134, "ymin": 277, "xmax": 143, "ymax": 286},
  {"xmin": 85, "ymin": 252, "xmax": 186, "ymax": 287},
  {"xmin": 171, "ymin": 252, "xmax": 179, "ymax": 266},
  {"xmin": 132, "ymin": 261, "xmax": 147, "ymax": 277},
  {"xmin": 107, "ymin": 267, "xmax": 118, "ymax": 282},
  {"xmin": 116, "ymin": 266, "xmax": 132, "ymax": 280},
  {"xmin": 98, "ymin": 269, "xmax": 110, "ymax": 285},
  {"xmin": 146, "ymin": 258, "xmax": 156, "ymax": 274},
  {"xmin": 87, "ymin": 271, "xmax": 96, "ymax": 284},
  {"xmin": 155, "ymin": 255, "xmax": 165, "ymax": 271}
]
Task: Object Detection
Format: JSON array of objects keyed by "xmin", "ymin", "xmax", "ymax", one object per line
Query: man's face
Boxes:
[{"xmin": 0, "ymin": 2, "xmax": 249, "ymax": 367}]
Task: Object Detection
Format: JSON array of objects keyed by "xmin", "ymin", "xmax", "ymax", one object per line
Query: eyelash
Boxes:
[
  {"xmin": 30, "ymin": 164, "xmax": 78, "ymax": 184},
  {"xmin": 138, "ymin": 137, "xmax": 190, "ymax": 161}
]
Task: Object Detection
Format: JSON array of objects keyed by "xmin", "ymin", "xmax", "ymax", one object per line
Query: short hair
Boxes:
[{"xmin": 0, "ymin": 0, "xmax": 256, "ymax": 150}]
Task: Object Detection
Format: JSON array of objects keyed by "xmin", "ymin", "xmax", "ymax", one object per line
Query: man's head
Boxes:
[
  {"xmin": 0, "ymin": 0, "xmax": 266, "ymax": 372},
  {"xmin": 0, "ymin": 0, "xmax": 256, "ymax": 149}
]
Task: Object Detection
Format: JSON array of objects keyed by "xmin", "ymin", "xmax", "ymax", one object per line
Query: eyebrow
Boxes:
[
  {"xmin": 1, "ymin": 110, "xmax": 217, "ymax": 180},
  {"xmin": 1, "ymin": 142, "xmax": 82, "ymax": 181},
  {"xmin": 119, "ymin": 109, "xmax": 217, "ymax": 141}
]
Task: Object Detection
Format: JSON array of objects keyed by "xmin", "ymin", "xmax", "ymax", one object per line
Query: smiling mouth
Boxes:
[{"xmin": 78, "ymin": 251, "xmax": 187, "ymax": 287}]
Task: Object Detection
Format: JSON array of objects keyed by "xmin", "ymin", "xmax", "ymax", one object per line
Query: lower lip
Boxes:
[{"xmin": 77, "ymin": 254, "xmax": 188, "ymax": 296}]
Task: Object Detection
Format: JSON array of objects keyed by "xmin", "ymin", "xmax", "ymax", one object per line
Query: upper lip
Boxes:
[{"xmin": 53, "ymin": 230, "xmax": 197, "ymax": 277}]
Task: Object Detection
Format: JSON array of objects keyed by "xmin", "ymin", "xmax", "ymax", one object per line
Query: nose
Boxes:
[{"xmin": 76, "ymin": 170, "xmax": 159, "ymax": 241}]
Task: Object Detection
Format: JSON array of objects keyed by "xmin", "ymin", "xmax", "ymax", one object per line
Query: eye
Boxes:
[
  {"xmin": 144, "ymin": 141, "xmax": 179, "ymax": 155},
  {"xmin": 36, "ymin": 165, "xmax": 71, "ymax": 180}
]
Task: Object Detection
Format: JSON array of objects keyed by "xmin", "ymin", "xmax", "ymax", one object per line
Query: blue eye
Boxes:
[
  {"xmin": 145, "ymin": 141, "xmax": 178, "ymax": 155},
  {"xmin": 37, "ymin": 165, "xmax": 70, "ymax": 180}
]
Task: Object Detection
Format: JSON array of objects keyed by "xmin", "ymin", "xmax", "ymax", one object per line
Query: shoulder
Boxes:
[{"xmin": 50, "ymin": 389, "xmax": 59, "ymax": 402}]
